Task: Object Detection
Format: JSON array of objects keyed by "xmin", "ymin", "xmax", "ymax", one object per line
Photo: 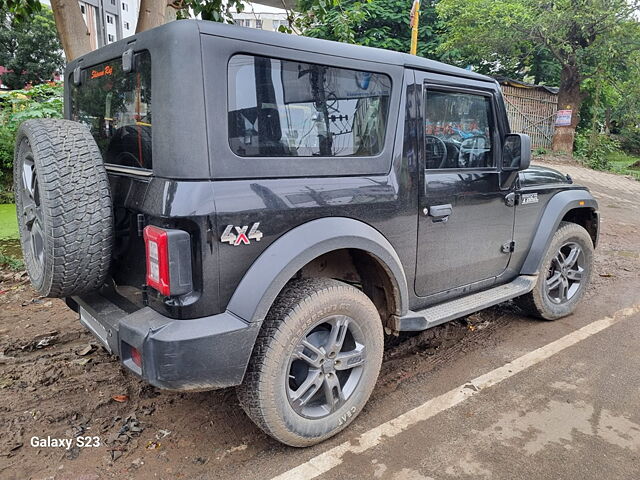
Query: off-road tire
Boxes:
[
  {"xmin": 13, "ymin": 119, "xmax": 113, "ymax": 297},
  {"xmin": 515, "ymin": 221, "xmax": 594, "ymax": 320},
  {"xmin": 237, "ymin": 278, "xmax": 384, "ymax": 447}
]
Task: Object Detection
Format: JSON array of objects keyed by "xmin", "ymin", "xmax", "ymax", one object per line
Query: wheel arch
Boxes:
[
  {"xmin": 226, "ymin": 217, "xmax": 409, "ymax": 325},
  {"xmin": 561, "ymin": 206, "xmax": 599, "ymax": 248},
  {"xmin": 520, "ymin": 190, "xmax": 599, "ymax": 275}
]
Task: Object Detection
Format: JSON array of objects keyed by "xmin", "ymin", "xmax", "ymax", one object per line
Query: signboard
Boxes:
[{"xmin": 555, "ymin": 109, "xmax": 573, "ymax": 126}]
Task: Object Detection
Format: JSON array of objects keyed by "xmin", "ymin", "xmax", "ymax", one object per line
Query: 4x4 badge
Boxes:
[{"xmin": 221, "ymin": 223, "xmax": 263, "ymax": 246}]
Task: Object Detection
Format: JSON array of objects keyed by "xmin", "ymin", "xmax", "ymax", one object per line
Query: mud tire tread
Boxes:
[
  {"xmin": 515, "ymin": 221, "xmax": 594, "ymax": 321},
  {"xmin": 13, "ymin": 119, "xmax": 112, "ymax": 297},
  {"xmin": 237, "ymin": 278, "xmax": 383, "ymax": 447}
]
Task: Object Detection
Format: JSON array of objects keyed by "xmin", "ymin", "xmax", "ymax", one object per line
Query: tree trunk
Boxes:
[
  {"xmin": 50, "ymin": 0, "xmax": 92, "ymax": 61},
  {"xmin": 137, "ymin": 0, "xmax": 173, "ymax": 33},
  {"xmin": 551, "ymin": 63, "xmax": 583, "ymax": 154},
  {"xmin": 604, "ymin": 107, "xmax": 612, "ymax": 134},
  {"xmin": 589, "ymin": 74, "xmax": 601, "ymax": 150},
  {"xmin": 165, "ymin": 3, "xmax": 177, "ymax": 23}
]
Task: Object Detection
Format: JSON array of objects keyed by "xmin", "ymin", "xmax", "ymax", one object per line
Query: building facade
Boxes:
[
  {"xmin": 232, "ymin": 5, "xmax": 292, "ymax": 33},
  {"xmin": 78, "ymin": 0, "xmax": 139, "ymax": 48},
  {"xmin": 40, "ymin": 0, "xmax": 139, "ymax": 49},
  {"xmin": 39, "ymin": 1, "xmax": 286, "ymax": 48}
]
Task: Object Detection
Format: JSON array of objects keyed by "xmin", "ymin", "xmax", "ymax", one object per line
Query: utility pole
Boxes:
[{"xmin": 409, "ymin": 0, "xmax": 420, "ymax": 55}]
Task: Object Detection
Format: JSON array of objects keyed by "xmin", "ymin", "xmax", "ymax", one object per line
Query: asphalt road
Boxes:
[
  {"xmin": 202, "ymin": 162, "xmax": 640, "ymax": 480},
  {"xmin": 272, "ymin": 303, "xmax": 640, "ymax": 480}
]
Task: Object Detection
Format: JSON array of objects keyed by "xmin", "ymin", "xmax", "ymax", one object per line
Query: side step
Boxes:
[{"xmin": 392, "ymin": 275, "xmax": 538, "ymax": 332}]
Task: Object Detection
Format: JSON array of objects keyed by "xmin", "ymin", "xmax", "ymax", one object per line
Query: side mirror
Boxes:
[{"xmin": 502, "ymin": 133, "xmax": 531, "ymax": 171}]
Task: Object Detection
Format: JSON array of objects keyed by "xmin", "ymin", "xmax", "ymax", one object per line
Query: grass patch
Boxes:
[
  {"xmin": 0, "ymin": 204, "xmax": 23, "ymax": 269},
  {"xmin": 0, "ymin": 204, "xmax": 18, "ymax": 239},
  {"xmin": 0, "ymin": 252, "xmax": 24, "ymax": 271},
  {"xmin": 607, "ymin": 152, "xmax": 640, "ymax": 181}
]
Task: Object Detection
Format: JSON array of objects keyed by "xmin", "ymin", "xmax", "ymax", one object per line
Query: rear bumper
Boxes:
[{"xmin": 69, "ymin": 293, "xmax": 260, "ymax": 391}]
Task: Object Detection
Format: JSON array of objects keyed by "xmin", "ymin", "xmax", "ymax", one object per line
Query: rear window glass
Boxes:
[
  {"xmin": 71, "ymin": 50, "xmax": 152, "ymax": 169},
  {"xmin": 228, "ymin": 54, "xmax": 391, "ymax": 157}
]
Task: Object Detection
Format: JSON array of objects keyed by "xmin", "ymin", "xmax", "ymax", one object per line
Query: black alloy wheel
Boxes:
[{"xmin": 18, "ymin": 148, "xmax": 45, "ymax": 278}]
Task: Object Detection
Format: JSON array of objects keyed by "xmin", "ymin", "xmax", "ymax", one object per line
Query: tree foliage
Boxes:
[
  {"xmin": 437, "ymin": 0, "xmax": 638, "ymax": 78},
  {"xmin": 0, "ymin": 7, "xmax": 64, "ymax": 90},
  {"xmin": 436, "ymin": 0, "xmax": 640, "ymax": 152},
  {"xmin": 298, "ymin": 0, "xmax": 443, "ymax": 56},
  {"xmin": 174, "ymin": 0, "xmax": 246, "ymax": 23},
  {"xmin": 0, "ymin": 83, "xmax": 63, "ymax": 192},
  {"xmin": 0, "ymin": 0, "xmax": 40, "ymax": 21}
]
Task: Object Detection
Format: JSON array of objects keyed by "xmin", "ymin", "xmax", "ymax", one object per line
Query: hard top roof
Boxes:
[{"xmin": 194, "ymin": 21, "xmax": 492, "ymax": 83}]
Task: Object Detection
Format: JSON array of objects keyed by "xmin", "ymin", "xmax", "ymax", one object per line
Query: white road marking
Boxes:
[{"xmin": 272, "ymin": 304, "xmax": 640, "ymax": 480}]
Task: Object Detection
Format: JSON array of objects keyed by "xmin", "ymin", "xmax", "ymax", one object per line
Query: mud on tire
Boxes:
[
  {"xmin": 237, "ymin": 278, "xmax": 384, "ymax": 447},
  {"xmin": 13, "ymin": 119, "xmax": 113, "ymax": 297}
]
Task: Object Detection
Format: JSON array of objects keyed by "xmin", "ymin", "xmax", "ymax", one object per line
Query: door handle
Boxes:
[{"xmin": 426, "ymin": 204, "xmax": 452, "ymax": 223}]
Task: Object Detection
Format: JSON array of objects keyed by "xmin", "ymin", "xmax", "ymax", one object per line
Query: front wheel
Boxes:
[
  {"xmin": 516, "ymin": 221, "xmax": 594, "ymax": 320},
  {"xmin": 237, "ymin": 278, "xmax": 384, "ymax": 447}
]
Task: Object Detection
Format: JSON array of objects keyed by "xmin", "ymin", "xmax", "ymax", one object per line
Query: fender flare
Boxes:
[
  {"xmin": 226, "ymin": 217, "xmax": 409, "ymax": 324},
  {"xmin": 520, "ymin": 189, "xmax": 598, "ymax": 275}
]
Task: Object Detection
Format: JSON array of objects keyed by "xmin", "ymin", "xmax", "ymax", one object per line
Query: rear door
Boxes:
[{"xmin": 414, "ymin": 75, "xmax": 516, "ymax": 297}]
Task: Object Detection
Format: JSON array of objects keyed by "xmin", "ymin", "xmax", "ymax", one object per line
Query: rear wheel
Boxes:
[
  {"xmin": 237, "ymin": 278, "xmax": 384, "ymax": 447},
  {"xmin": 516, "ymin": 221, "xmax": 594, "ymax": 320}
]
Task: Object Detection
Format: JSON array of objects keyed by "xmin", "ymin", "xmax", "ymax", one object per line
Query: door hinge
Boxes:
[
  {"xmin": 501, "ymin": 241, "xmax": 515, "ymax": 253},
  {"xmin": 137, "ymin": 214, "xmax": 145, "ymax": 237},
  {"xmin": 141, "ymin": 284, "xmax": 149, "ymax": 306}
]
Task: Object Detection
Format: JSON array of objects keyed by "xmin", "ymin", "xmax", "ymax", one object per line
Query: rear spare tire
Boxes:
[{"xmin": 13, "ymin": 119, "xmax": 113, "ymax": 297}]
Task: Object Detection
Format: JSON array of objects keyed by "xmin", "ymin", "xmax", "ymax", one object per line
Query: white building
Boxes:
[
  {"xmin": 231, "ymin": 4, "xmax": 292, "ymax": 33},
  {"xmin": 41, "ymin": 1, "xmax": 292, "ymax": 48},
  {"xmin": 79, "ymin": 0, "xmax": 139, "ymax": 47},
  {"xmin": 41, "ymin": 0, "xmax": 139, "ymax": 49},
  {"xmin": 119, "ymin": 0, "xmax": 138, "ymax": 38}
]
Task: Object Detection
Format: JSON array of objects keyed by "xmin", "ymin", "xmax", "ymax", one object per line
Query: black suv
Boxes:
[{"xmin": 14, "ymin": 21, "xmax": 599, "ymax": 446}]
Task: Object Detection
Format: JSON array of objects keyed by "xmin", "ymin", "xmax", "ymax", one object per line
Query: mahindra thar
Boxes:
[{"xmin": 14, "ymin": 20, "xmax": 598, "ymax": 446}]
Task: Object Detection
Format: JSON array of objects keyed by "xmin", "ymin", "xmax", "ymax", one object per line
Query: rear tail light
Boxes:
[
  {"xmin": 130, "ymin": 346, "xmax": 142, "ymax": 368},
  {"xmin": 143, "ymin": 226, "xmax": 170, "ymax": 295},
  {"xmin": 143, "ymin": 225, "xmax": 193, "ymax": 296}
]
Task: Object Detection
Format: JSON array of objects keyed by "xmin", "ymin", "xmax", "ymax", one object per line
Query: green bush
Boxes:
[
  {"xmin": 574, "ymin": 130, "xmax": 620, "ymax": 171},
  {"xmin": 0, "ymin": 82, "xmax": 63, "ymax": 199},
  {"xmin": 607, "ymin": 151, "xmax": 640, "ymax": 181},
  {"xmin": 618, "ymin": 128, "xmax": 640, "ymax": 156},
  {"xmin": 534, "ymin": 147, "xmax": 548, "ymax": 156}
]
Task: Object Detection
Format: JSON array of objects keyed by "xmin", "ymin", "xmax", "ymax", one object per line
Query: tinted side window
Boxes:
[
  {"xmin": 228, "ymin": 54, "xmax": 391, "ymax": 157},
  {"xmin": 71, "ymin": 51, "xmax": 152, "ymax": 169},
  {"xmin": 424, "ymin": 90, "xmax": 493, "ymax": 169}
]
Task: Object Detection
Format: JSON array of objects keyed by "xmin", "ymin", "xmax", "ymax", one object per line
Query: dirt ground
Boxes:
[{"xmin": 1, "ymin": 160, "xmax": 638, "ymax": 480}]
